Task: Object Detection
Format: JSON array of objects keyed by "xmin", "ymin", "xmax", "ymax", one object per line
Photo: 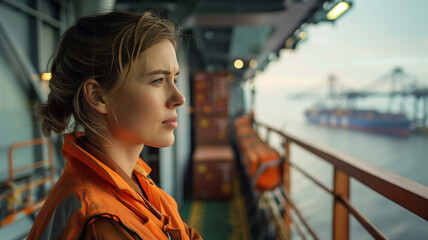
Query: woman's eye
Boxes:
[
  {"xmin": 152, "ymin": 78, "xmax": 163, "ymax": 84},
  {"xmin": 174, "ymin": 79, "xmax": 178, "ymax": 85}
]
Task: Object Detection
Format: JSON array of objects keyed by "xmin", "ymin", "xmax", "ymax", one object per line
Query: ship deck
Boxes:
[{"xmin": 180, "ymin": 174, "xmax": 251, "ymax": 240}]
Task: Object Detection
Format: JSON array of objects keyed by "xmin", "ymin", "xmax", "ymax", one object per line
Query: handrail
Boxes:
[
  {"xmin": 253, "ymin": 120, "xmax": 428, "ymax": 239},
  {"xmin": 256, "ymin": 121, "xmax": 428, "ymax": 220},
  {"xmin": 0, "ymin": 138, "xmax": 54, "ymax": 227},
  {"xmin": 261, "ymin": 191, "xmax": 289, "ymax": 240},
  {"xmin": 279, "ymin": 187, "xmax": 321, "ymax": 240}
]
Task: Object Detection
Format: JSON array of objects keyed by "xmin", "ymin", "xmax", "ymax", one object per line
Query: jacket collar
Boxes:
[{"xmin": 62, "ymin": 132, "xmax": 152, "ymax": 199}]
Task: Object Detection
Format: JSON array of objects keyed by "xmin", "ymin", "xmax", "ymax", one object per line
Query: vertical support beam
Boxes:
[
  {"xmin": 283, "ymin": 139, "xmax": 291, "ymax": 239},
  {"xmin": 333, "ymin": 168, "xmax": 350, "ymax": 240},
  {"xmin": 32, "ymin": 0, "xmax": 45, "ymax": 201},
  {"xmin": 36, "ymin": 0, "xmax": 43, "ymax": 72},
  {"xmin": 8, "ymin": 145, "xmax": 16, "ymax": 213}
]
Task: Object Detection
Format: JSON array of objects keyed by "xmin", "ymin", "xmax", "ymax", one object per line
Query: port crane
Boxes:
[{"xmin": 288, "ymin": 67, "xmax": 428, "ymax": 130}]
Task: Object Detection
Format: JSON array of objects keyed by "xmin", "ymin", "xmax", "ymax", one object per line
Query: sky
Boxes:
[{"xmin": 253, "ymin": 0, "xmax": 428, "ymax": 93}]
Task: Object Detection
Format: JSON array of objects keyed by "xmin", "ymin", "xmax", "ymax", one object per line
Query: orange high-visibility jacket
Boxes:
[{"xmin": 28, "ymin": 132, "xmax": 198, "ymax": 239}]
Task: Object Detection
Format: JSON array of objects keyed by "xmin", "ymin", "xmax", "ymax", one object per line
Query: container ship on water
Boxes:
[{"xmin": 305, "ymin": 108, "xmax": 412, "ymax": 136}]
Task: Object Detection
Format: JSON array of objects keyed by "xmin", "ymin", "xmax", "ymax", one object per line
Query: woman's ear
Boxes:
[{"xmin": 82, "ymin": 79, "xmax": 108, "ymax": 114}]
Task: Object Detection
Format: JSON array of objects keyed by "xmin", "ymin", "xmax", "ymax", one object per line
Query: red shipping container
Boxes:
[
  {"xmin": 211, "ymin": 72, "xmax": 229, "ymax": 112},
  {"xmin": 194, "ymin": 113, "xmax": 229, "ymax": 146},
  {"xmin": 192, "ymin": 71, "xmax": 231, "ymax": 114},
  {"xmin": 193, "ymin": 71, "xmax": 212, "ymax": 114},
  {"xmin": 193, "ymin": 145, "xmax": 235, "ymax": 200}
]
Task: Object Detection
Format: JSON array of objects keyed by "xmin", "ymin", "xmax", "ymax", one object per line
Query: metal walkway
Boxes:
[{"xmin": 180, "ymin": 175, "xmax": 251, "ymax": 240}]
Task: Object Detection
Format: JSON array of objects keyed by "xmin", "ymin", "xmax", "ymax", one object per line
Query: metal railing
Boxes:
[
  {"xmin": 254, "ymin": 120, "xmax": 428, "ymax": 240},
  {"xmin": 0, "ymin": 138, "xmax": 54, "ymax": 227}
]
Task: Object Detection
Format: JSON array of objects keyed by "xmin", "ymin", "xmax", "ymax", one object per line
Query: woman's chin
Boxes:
[{"xmin": 147, "ymin": 136, "xmax": 175, "ymax": 148}]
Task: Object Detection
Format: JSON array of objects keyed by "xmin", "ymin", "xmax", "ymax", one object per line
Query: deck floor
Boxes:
[{"xmin": 180, "ymin": 176, "xmax": 251, "ymax": 240}]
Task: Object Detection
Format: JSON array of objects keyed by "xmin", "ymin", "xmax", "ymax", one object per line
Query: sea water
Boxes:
[{"xmin": 253, "ymin": 87, "xmax": 428, "ymax": 240}]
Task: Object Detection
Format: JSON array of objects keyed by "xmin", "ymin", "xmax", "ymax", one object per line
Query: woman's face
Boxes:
[{"xmin": 107, "ymin": 39, "xmax": 185, "ymax": 147}]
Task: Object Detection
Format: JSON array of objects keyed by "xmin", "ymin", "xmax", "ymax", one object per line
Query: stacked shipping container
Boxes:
[{"xmin": 192, "ymin": 71, "xmax": 235, "ymax": 200}]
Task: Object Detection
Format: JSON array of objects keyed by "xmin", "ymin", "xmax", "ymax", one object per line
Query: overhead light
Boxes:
[
  {"xmin": 234, "ymin": 59, "xmax": 244, "ymax": 69},
  {"xmin": 299, "ymin": 31, "xmax": 307, "ymax": 40},
  {"xmin": 326, "ymin": 1, "xmax": 351, "ymax": 20},
  {"xmin": 41, "ymin": 72, "xmax": 52, "ymax": 81},
  {"xmin": 249, "ymin": 59, "xmax": 258, "ymax": 69}
]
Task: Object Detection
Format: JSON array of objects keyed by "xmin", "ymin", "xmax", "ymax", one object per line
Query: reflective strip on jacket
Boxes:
[{"xmin": 27, "ymin": 132, "xmax": 196, "ymax": 239}]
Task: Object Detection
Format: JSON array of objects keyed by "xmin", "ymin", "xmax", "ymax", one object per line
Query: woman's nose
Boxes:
[{"xmin": 168, "ymin": 85, "xmax": 185, "ymax": 108}]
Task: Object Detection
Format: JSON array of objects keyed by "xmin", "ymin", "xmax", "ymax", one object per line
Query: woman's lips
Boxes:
[{"xmin": 162, "ymin": 116, "xmax": 178, "ymax": 128}]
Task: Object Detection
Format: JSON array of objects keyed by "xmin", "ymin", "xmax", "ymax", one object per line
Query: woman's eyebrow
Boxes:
[{"xmin": 147, "ymin": 69, "xmax": 180, "ymax": 76}]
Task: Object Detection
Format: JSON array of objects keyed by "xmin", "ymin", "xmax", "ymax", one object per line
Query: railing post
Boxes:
[
  {"xmin": 333, "ymin": 168, "xmax": 350, "ymax": 240},
  {"xmin": 284, "ymin": 139, "xmax": 291, "ymax": 239}
]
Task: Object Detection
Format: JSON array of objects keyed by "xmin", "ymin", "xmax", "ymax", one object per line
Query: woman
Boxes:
[{"xmin": 28, "ymin": 11, "xmax": 201, "ymax": 240}]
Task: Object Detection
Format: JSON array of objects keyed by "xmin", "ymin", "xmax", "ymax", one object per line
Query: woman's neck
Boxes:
[{"xmin": 85, "ymin": 131, "xmax": 144, "ymax": 177}]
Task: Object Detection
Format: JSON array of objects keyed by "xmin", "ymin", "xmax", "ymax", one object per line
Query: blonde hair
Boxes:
[{"xmin": 37, "ymin": 11, "xmax": 180, "ymax": 137}]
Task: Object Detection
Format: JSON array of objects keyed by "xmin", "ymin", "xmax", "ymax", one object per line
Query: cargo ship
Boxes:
[{"xmin": 305, "ymin": 108, "xmax": 412, "ymax": 136}]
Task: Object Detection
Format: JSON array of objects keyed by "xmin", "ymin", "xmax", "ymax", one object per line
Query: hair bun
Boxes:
[{"xmin": 37, "ymin": 95, "xmax": 71, "ymax": 137}]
